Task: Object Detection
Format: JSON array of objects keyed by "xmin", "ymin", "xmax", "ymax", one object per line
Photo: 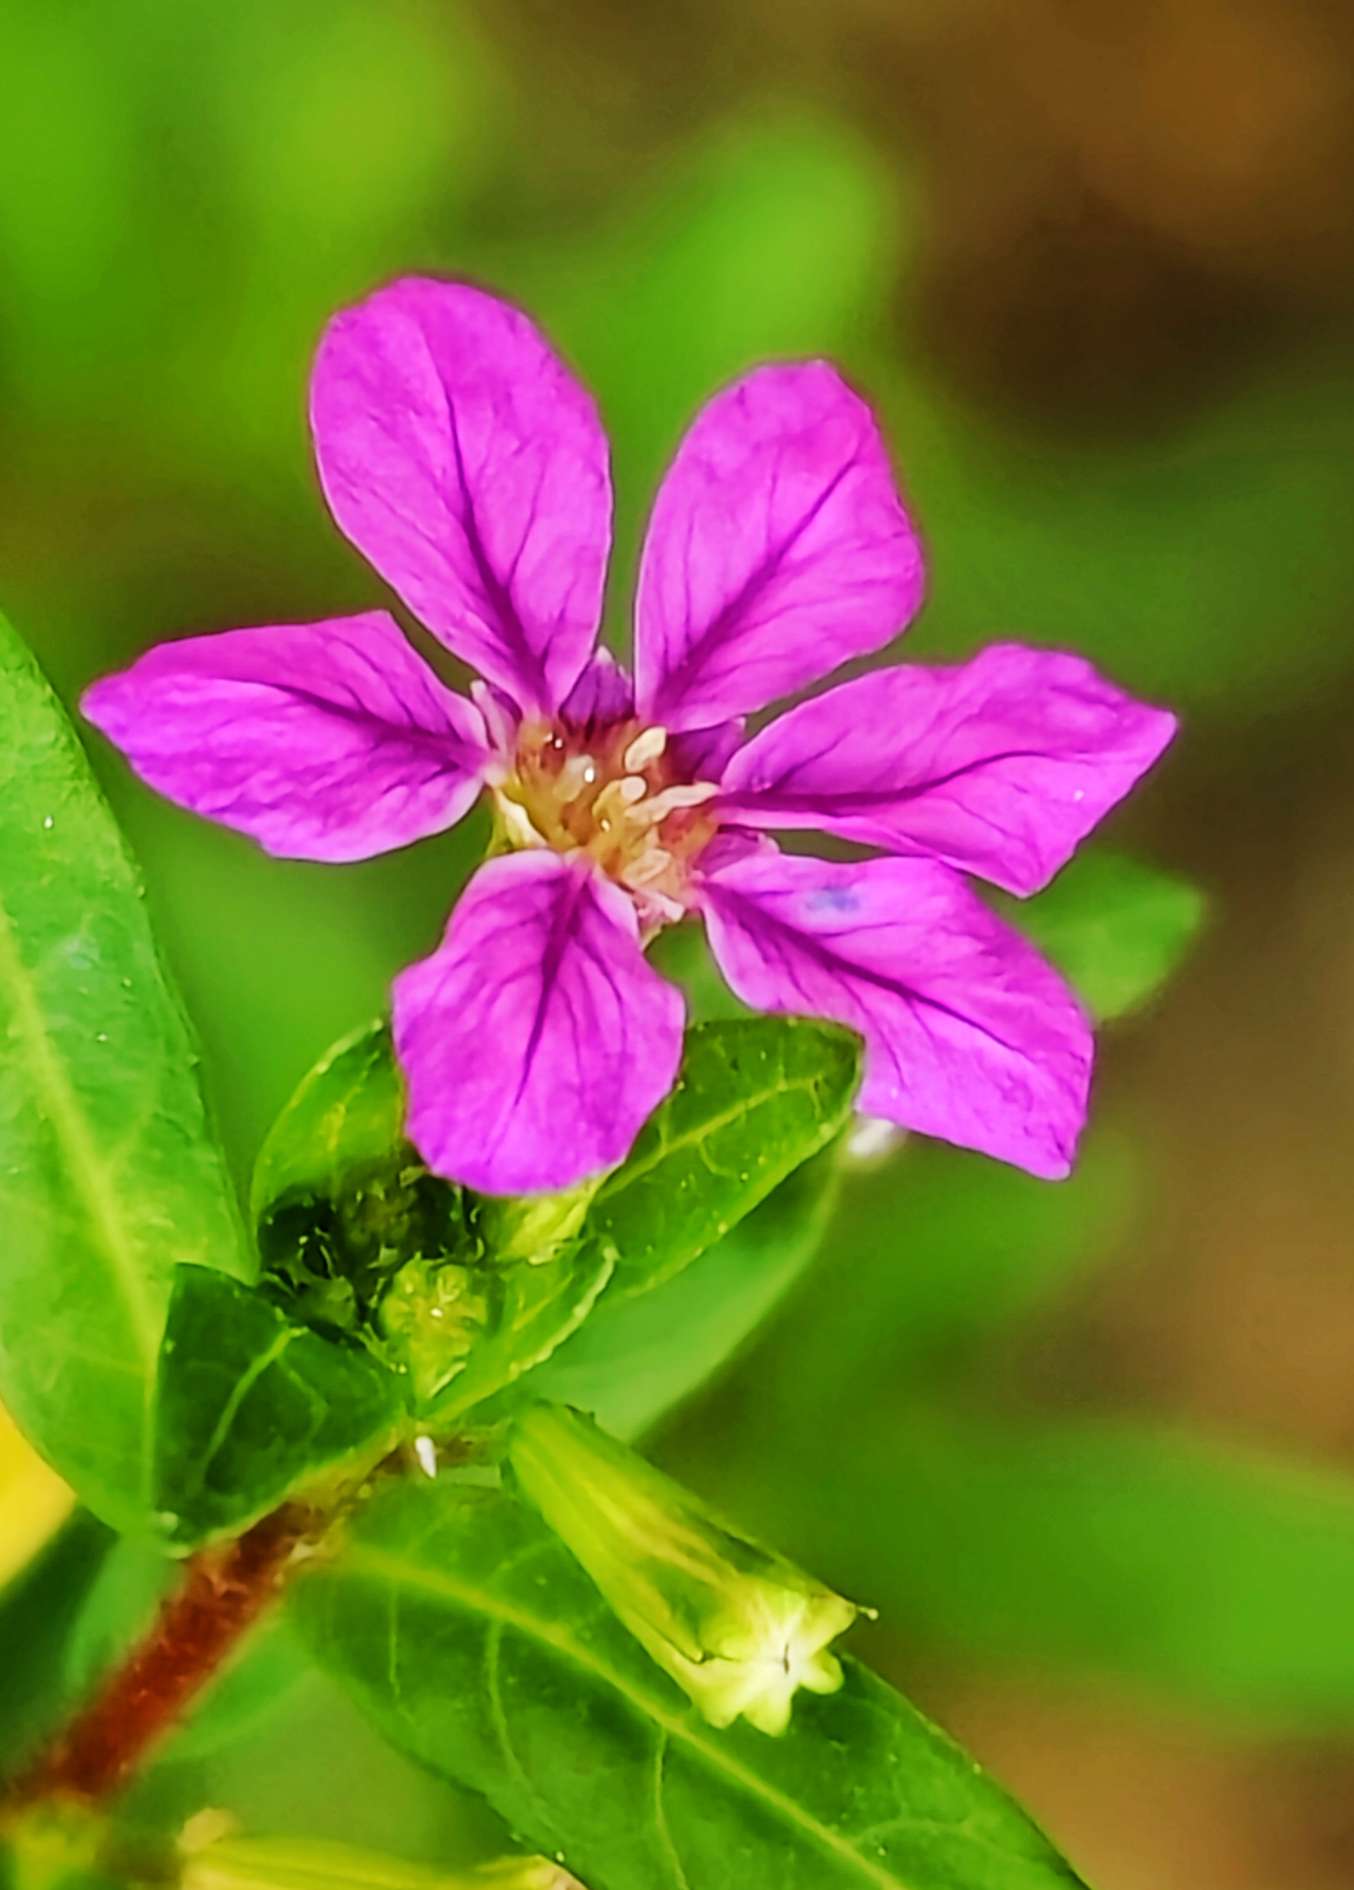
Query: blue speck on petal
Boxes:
[{"xmin": 808, "ymin": 885, "xmax": 860, "ymax": 915}]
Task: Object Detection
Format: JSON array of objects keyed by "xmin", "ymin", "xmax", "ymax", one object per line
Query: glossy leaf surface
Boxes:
[
  {"xmin": 580, "ymin": 1017, "xmax": 860, "ymax": 1291},
  {"xmin": 0, "ymin": 617, "xmax": 249, "ymax": 1531},
  {"xmin": 254, "ymin": 1016, "xmax": 859, "ymax": 1430},
  {"xmin": 252, "ymin": 1022, "xmax": 477, "ymax": 1341},
  {"xmin": 533, "ymin": 1147, "xmax": 841, "ymax": 1437},
  {"xmin": 296, "ymin": 1478, "xmax": 1088, "ymax": 1890},
  {"xmin": 154, "ymin": 1268, "xmax": 401, "ymax": 1549}
]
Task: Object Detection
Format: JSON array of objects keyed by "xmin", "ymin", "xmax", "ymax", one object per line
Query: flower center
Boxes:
[{"xmin": 492, "ymin": 720, "xmax": 719, "ymax": 924}]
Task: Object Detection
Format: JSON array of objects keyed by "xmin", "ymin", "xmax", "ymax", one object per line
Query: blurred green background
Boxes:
[{"xmin": 4, "ymin": 2, "xmax": 1354, "ymax": 1884}]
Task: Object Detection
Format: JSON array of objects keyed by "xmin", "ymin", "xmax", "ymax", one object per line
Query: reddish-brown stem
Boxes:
[{"xmin": 11, "ymin": 1506, "xmax": 312, "ymax": 1806}]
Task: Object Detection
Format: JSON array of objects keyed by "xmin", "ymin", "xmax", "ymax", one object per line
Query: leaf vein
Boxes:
[{"xmin": 337, "ymin": 1544, "xmax": 910, "ymax": 1890}]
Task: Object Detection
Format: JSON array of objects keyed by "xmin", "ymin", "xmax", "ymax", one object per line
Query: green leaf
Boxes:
[
  {"xmin": 181, "ymin": 1836, "xmax": 568, "ymax": 1890},
  {"xmin": 252, "ymin": 1025, "xmax": 612, "ymax": 1423},
  {"xmin": 252, "ymin": 1022, "xmax": 477, "ymax": 1341},
  {"xmin": 295, "ymin": 1478, "xmax": 1088, "ymax": 1890},
  {"xmin": 474, "ymin": 1019, "xmax": 859, "ymax": 1433},
  {"xmin": 154, "ymin": 1268, "xmax": 401, "ymax": 1549},
  {"xmin": 254, "ymin": 1017, "xmax": 859, "ymax": 1432},
  {"xmin": 398, "ymin": 1249, "xmax": 616, "ymax": 1427},
  {"xmin": 999, "ymin": 852, "xmax": 1206, "ymax": 1024},
  {"xmin": 0, "ymin": 618, "xmax": 250, "ymax": 1532},
  {"xmin": 581, "ymin": 1018, "xmax": 860, "ymax": 1294},
  {"xmin": 252, "ymin": 1021, "xmax": 408, "ymax": 1227},
  {"xmin": 532, "ymin": 1147, "xmax": 841, "ymax": 1438}
]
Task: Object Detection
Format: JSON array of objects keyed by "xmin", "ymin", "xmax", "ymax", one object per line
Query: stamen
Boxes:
[
  {"xmin": 558, "ymin": 754, "xmax": 596, "ymax": 802},
  {"xmin": 593, "ymin": 776, "xmax": 647, "ymax": 826},
  {"xmin": 502, "ymin": 716, "xmax": 716, "ymax": 918},
  {"xmin": 625, "ymin": 847, "xmax": 675, "ymax": 887},
  {"xmin": 623, "ymin": 726, "xmax": 668, "ymax": 772},
  {"xmin": 630, "ymin": 781, "xmax": 719, "ymax": 828},
  {"xmin": 497, "ymin": 796, "xmax": 547, "ymax": 850}
]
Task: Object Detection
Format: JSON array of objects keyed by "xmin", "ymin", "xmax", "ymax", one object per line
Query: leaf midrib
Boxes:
[
  {"xmin": 598, "ymin": 1061, "xmax": 846, "ymax": 1204},
  {"xmin": 0, "ymin": 882, "xmax": 161, "ymax": 1372},
  {"xmin": 332, "ymin": 1539, "xmax": 909, "ymax": 1890}
]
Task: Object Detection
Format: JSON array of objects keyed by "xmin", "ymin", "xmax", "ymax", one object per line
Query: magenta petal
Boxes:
[
  {"xmin": 634, "ymin": 362, "xmax": 924, "ymax": 729},
  {"xmin": 311, "ymin": 278, "xmax": 612, "ymax": 716},
  {"xmin": 720, "ymin": 644, "xmax": 1177, "ymax": 895},
  {"xmin": 670, "ymin": 719, "xmax": 746, "ymax": 781},
  {"xmin": 559, "ymin": 647, "xmax": 634, "ymax": 734},
  {"xmin": 392, "ymin": 852, "xmax": 685, "ymax": 1195},
  {"xmin": 81, "ymin": 613, "xmax": 489, "ymax": 862},
  {"xmin": 698, "ymin": 849, "xmax": 1091, "ymax": 1179}
]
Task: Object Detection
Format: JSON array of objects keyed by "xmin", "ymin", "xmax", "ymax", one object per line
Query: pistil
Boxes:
[{"xmin": 495, "ymin": 714, "xmax": 721, "ymax": 923}]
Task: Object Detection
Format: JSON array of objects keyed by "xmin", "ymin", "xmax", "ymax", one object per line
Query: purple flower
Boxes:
[{"xmin": 83, "ymin": 278, "xmax": 1175, "ymax": 1195}]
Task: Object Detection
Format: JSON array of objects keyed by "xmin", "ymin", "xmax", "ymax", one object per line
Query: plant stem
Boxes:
[{"xmin": 9, "ymin": 1505, "xmax": 313, "ymax": 1806}]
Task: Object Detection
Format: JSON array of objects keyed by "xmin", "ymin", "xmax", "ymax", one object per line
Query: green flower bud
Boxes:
[
  {"xmin": 181, "ymin": 1836, "xmax": 584, "ymax": 1890},
  {"xmin": 475, "ymin": 1177, "xmax": 601, "ymax": 1267},
  {"xmin": 508, "ymin": 1405, "xmax": 859, "ymax": 1736},
  {"xmin": 469, "ymin": 1866, "xmax": 583, "ymax": 1890},
  {"xmin": 379, "ymin": 1259, "xmax": 491, "ymax": 1404}
]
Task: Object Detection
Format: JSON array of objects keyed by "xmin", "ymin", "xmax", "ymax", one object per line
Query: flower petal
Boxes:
[
  {"xmin": 311, "ymin": 278, "xmax": 612, "ymax": 715},
  {"xmin": 720, "ymin": 644, "xmax": 1177, "ymax": 894},
  {"xmin": 81, "ymin": 613, "xmax": 489, "ymax": 862},
  {"xmin": 670, "ymin": 719, "xmax": 746, "ymax": 782},
  {"xmin": 698, "ymin": 848, "xmax": 1090, "ymax": 1178},
  {"xmin": 634, "ymin": 362, "xmax": 924, "ymax": 729},
  {"xmin": 559, "ymin": 647, "xmax": 634, "ymax": 735},
  {"xmin": 392, "ymin": 852, "xmax": 685, "ymax": 1194}
]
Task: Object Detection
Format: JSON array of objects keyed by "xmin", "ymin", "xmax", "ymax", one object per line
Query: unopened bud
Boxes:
[
  {"xmin": 379, "ymin": 1259, "xmax": 490, "ymax": 1404},
  {"xmin": 181, "ymin": 1836, "xmax": 584, "ymax": 1890},
  {"xmin": 476, "ymin": 1176, "xmax": 600, "ymax": 1267},
  {"xmin": 508, "ymin": 1405, "xmax": 858, "ymax": 1736}
]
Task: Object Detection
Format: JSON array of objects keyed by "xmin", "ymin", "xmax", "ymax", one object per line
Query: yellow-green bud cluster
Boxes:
[{"xmin": 508, "ymin": 1405, "xmax": 859, "ymax": 1736}]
